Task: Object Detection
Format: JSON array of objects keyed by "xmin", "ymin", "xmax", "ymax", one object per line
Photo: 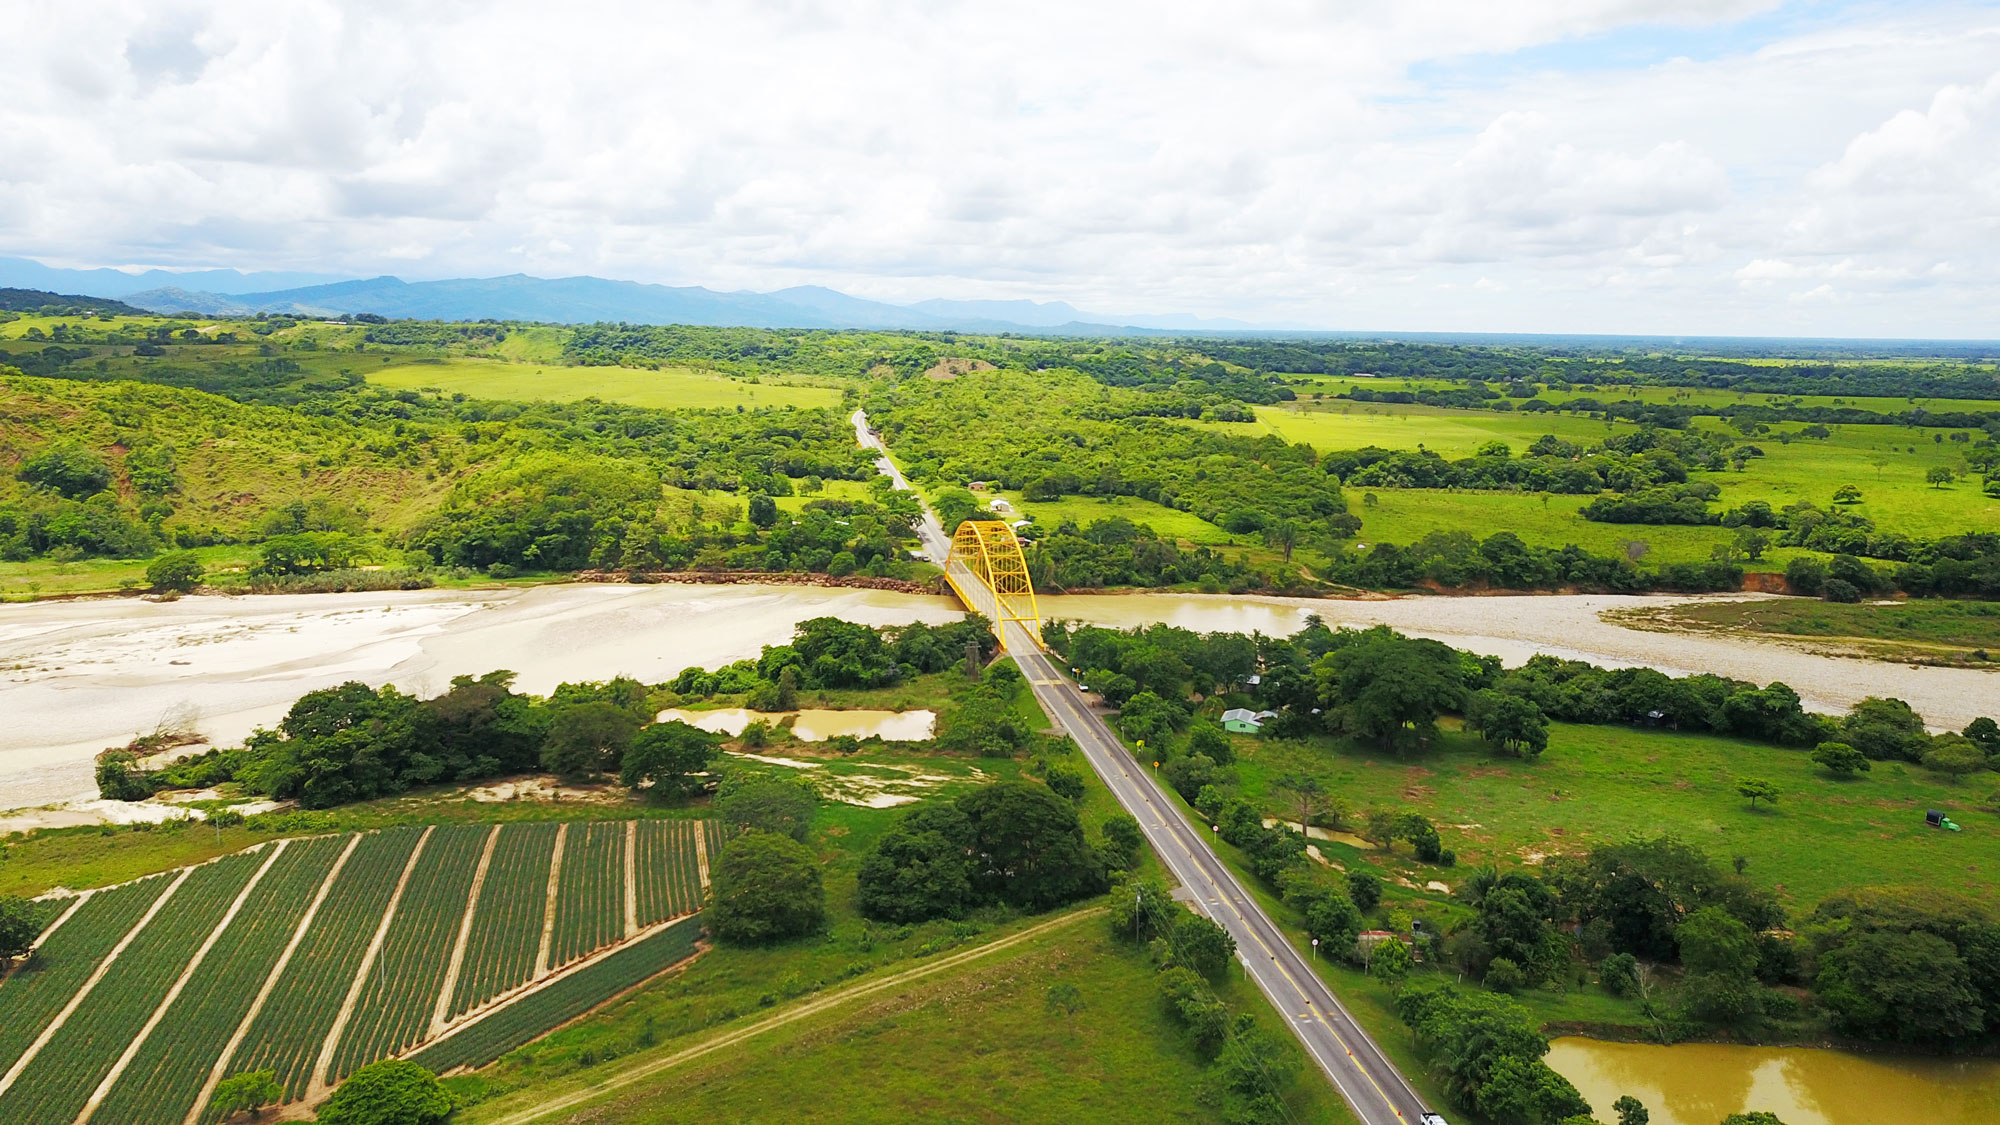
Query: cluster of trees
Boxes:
[
  {"xmin": 97, "ymin": 670, "xmax": 725, "ymax": 808},
  {"xmin": 666, "ymin": 616, "xmax": 998, "ymax": 700},
  {"xmin": 1783, "ymin": 535, "xmax": 2000, "ymax": 600},
  {"xmin": 1322, "ymin": 531, "xmax": 1745, "ymax": 594},
  {"xmin": 865, "ymin": 368, "xmax": 1357, "ymax": 550},
  {"xmin": 1054, "ymin": 620, "xmax": 1998, "ymax": 801},
  {"xmin": 1395, "ymin": 983, "xmax": 1593, "ymax": 1125},
  {"xmin": 1021, "ymin": 517, "xmax": 1281, "ymax": 593},
  {"xmin": 1324, "ymin": 430, "xmax": 1733, "ymax": 496},
  {"xmin": 1108, "ymin": 881, "xmax": 1306, "ymax": 1124},
  {"xmin": 708, "ymin": 775, "xmax": 828, "ymax": 943},
  {"xmin": 855, "ymin": 780, "xmax": 1111, "ymax": 922}
]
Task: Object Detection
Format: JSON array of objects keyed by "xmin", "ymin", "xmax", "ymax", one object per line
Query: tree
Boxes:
[
  {"xmin": 1100, "ymin": 813, "xmax": 1144, "ymax": 870},
  {"xmin": 1347, "ymin": 868, "xmax": 1382, "ymax": 912},
  {"xmin": 709, "ymin": 831, "xmax": 826, "ymax": 943},
  {"xmin": 775, "ymin": 665, "xmax": 800, "ymax": 710},
  {"xmin": 1965, "ymin": 716, "xmax": 2000, "ymax": 757},
  {"xmin": 1162, "ymin": 752, "xmax": 1217, "ymax": 802},
  {"xmin": 957, "ymin": 781, "xmax": 1108, "ymax": 911},
  {"xmin": 1612, "ymin": 1095, "xmax": 1648, "ymax": 1125},
  {"xmin": 1173, "ymin": 912, "xmax": 1237, "ymax": 980},
  {"xmin": 18, "ymin": 441, "xmax": 114, "ymax": 498},
  {"xmin": 1185, "ymin": 720, "xmax": 1234, "ymax": 765},
  {"xmin": 1733, "ymin": 526, "xmax": 1771, "ymax": 561},
  {"xmin": 747, "ymin": 492, "xmax": 778, "ymax": 528},
  {"xmin": 1316, "ymin": 633, "xmax": 1465, "ymax": 751},
  {"xmin": 1841, "ymin": 696, "xmax": 1930, "ymax": 761},
  {"xmin": 1922, "ymin": 736, "xmax": 1986, "ymax": 784},
  {"xmin": 1735, "ymin": 777, "xmax": 1779, "ymax": 809},
  {"xmin": 95, "ymin": 750, "xmax": 155, "ymax": 801},
  {"xmin": 619, "ymin": 721, "xmax": 719, "ymax": 799},
  {"xmin": 1677, "ymin": 907, "xmax": 1758, "ymax": 978},
  {"xmin": 1370, "ymin": 935, "xmax": 1413, "ymax": 983},
  {"xmin": 540, "ymin": 701, "xmax": 640, "ymax": 782},
  {"xmin": 1927, "ymin": 466, "xmax": 1956, "ymax": 489},
  {"xmin": 1720, "ymin": 1115, "xmax": 1786, "ymax": 1125},
  {"xmin": 146, "ymin": 550, "xmax": 205, "ymax": 593},
  {"xmin": 314, "ymin": 1059, "xmax": 452, "ymax": 1125},
  {"xmin": 209, "ymin": 1069, "xmax": 283, "ymax": 1120},
  {"xmin": 1599, "ymin": 952, "xmax": 1640, "ymax": 998},
  {"xmin": 717, "ymin": 775, "xmax": 817, "ymax": 842},
  {"xmin": 0, "ymin": 895, "xmax": 40, "ymax": 959},
  {"xmin": 1276, "ymin": 772, "xmax": 1326, "ymax": 833},
  {"xmin": 1465, "ymin": 690, "xmax": 1549, "ymax": 759},
  {"xmin": 1045, "ymin": 980, "xmax": 1085, "ymax": 1020},
  {"xmin": 1042, "ymin": 763, "xmax": 1086, "ymax": 802},
  {"xmin": 1810, "ymin": 741, "xmax": 1870, "ymax": 779},
  {"xmin": 1832, "ymin": 484, "xmax": 1862, "ymax": 504},
  {"xmin": 1814, "ymin": 929, "xmax": 1984, "ymax": 1044},
  {"xmin": 856, "ymin": 803, "xmax": 975, "ymax": 922}
]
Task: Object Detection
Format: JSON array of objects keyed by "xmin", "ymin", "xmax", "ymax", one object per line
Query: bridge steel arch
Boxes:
[{"xmin": 943, "ymin": 520, "xmax": 1042, "ymax": 650}]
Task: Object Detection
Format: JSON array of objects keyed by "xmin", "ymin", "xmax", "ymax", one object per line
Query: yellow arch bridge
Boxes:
[{"xmin": 942, "ymin": 520, "xmax": 1042, "ymax": 651}]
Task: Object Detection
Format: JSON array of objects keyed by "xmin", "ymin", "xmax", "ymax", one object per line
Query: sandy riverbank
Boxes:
[{"xmin": 4, "ymin": 584, "xmax": 1988, "ymax": 815}]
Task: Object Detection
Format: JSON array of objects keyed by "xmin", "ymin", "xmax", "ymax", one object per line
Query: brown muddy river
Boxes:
[
  {"xmin": 2, "ymin": 584, "xmax": 1988, "ymax": 811},
  {"xmin": 1547, "ymin": 1037, "xmax": 2000, "ymax": 1125}
]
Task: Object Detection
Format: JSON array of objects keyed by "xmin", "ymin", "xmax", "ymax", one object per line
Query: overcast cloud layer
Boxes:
[{"xmin": 3, "ymin": 0, "xmax": 1996, "ymax": 336}]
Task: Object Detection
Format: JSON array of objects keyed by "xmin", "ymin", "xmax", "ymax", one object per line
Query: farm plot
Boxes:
[
  {"xmin": 551, "ymin": 822, "xmax": 625, "ymax": 968},
  {"xmin": 6, "ymin": 820, "xmax": 715, "ymax": 1125},
  {"xmin": 0, "ymin": 875, "xmax": 172, "ymax": 1077},
  {"xmin": 449, "ymin": 823, "xmax": 559, "ymax": 1019},
  {"xmin": 227, "ymin": 828, "xmax": 426, "ymax": 1101},
  {"xmin": 409, "ymin": 914, "xmax": 705, "ymax": 1075},
  {"xmin": 0, "ymin": 850, "xmax": 263, "ymax": 1124},
  {"xmin": 635, "ymin": 820, "xmax": 711, "ymax": 926},
  {"xmin": 330, "ymin": 825, "xmax": 488, "ymax": 1080},
  {"xmin": 92, "ymin": 835, "xmax": 347, "ymax": 1125}
]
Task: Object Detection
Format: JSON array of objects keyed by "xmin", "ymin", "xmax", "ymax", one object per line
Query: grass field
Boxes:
[
  {"xmin": 454, "ymin": 911, "xmax": 1355, "ymax": 1125},
  {"xmin": 1606, "ymin": 597, "xmax": 2000, "ymax": 666},
  {"xmin": 1223, "ymin": 720, "xmax": 2000, "ymax": 911},
  {"xmin": 0, "ymin": 819, "xmax": 715, "ymax": 1123},
  {"xmin": 1341, "ymin": 488, "xmax": 1802, "ymax": 569},
  {"xmin": 1282, "ymin": 374, "xmax": 2000, "ymax": 416},
  {"xmin": 1202, "ymin": 400, "xmax": 1995, "ymax": 546},
  {"xmin": 368, "ymin": 358, "xmax": 842, "ymax": 410}
]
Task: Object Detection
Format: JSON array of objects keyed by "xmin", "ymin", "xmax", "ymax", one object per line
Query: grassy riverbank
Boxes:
[{"xmin": 1606, "ymin": 597, "xmax": 2000, "ymax": 667}]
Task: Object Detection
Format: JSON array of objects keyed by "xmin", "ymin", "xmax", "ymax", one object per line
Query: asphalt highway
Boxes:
[{"xmin": 856, "ymin": 407, "xmax": 1435, "ymax": 1121}]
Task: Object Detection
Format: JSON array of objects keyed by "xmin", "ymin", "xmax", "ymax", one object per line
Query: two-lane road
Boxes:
[
  {"xmin": 1007, "ymin": 631, "xmax": 1432, "ymax": 1125},
  {"xmin": 852, "ymin": 407, "xmax": 1436, "ymax": 1123}
]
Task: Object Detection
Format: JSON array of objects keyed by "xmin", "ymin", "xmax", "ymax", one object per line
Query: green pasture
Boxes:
[
  {"xmin": 456, "ymin": 914, "xmax": 1352, "ymax": 1125},
  {"xmin": 1225, "ymin": 720, "xmax": 2000, "ymax": 910},
  {"xmin": 1281, "ymin": 374, "xmax": 2000, "ymax": 416},
  {"xmin": 1234, "ymin": 402, "xmax": 1637, "ymax": 458},
  {"xmin": 368, "ymin": 358, "xmax": 843, "ymax": 411},
  {"xmin": 994, "ymin": 490, "xmax": 1247, "ymax": 547},
  {"xmin": 1607, "ymin": 598, "xmax": 2000, "ymax": 662},
  {"xmin": 1344, "ymin": 488, "xmax": 1800, "ymax": 568},
  {"xmin": 0, "ymin": 544, "xmax": 260, "ymax": 601},
  {"xmin": 1704, "ymin": 422, "xmax": 1997, "ymax": 538}
]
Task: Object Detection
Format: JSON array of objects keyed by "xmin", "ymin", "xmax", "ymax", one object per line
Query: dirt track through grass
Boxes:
[{"xmin": 474, "ymin": 908, "xmax": 1102, "ymax": 1125}]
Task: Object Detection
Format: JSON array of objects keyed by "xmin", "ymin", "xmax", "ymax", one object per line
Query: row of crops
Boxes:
[
  {"xmin": 635, "ymin": 819, "xmax": 717, "ymax": 926},
  {"xmin": 0, "ymin": 819, "xmax": 713, "ymax": 1125},
  {"xmin": 408, "ymin": 914, "xmax": 706, "ymax": 1075}
]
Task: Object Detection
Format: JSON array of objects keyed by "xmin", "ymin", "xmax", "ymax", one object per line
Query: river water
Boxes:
[
  {"xmin": 2, "ymin": 584, "xmax": 1989, "ymax": 811},
  {"xmin": 1547, "ymin": 1037, "xmax": 2000, "ymax": 1125}
]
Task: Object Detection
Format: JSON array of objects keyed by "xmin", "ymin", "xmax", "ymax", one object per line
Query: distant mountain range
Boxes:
[{"xmin": 0, "ymin": 257, "xmax": 1264, "ymax": 334}]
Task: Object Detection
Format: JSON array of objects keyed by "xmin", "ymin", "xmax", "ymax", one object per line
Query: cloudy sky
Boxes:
[{"xmin": 3, "ymin": 0, "xmax": 1996, "ymax": 336}]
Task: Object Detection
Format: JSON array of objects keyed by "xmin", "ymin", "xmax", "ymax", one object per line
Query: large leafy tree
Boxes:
[
  {"xmin": 0, "ymin": 895, "xmax": 42, "ymax": 959},
  {"xmin": 540, "ymin": 700, "xmax": 641, "ymax": 782},
  {"xmin": 856, "ymin": 804, "xmax": 976, "ymax": 922},
  {"xmin": 619, "ymin": 721, "xmax": 720, "ymax": 799},
  {"xmin": 315, "ymin": 1059, "xmax": 452, "ymax": 1125},
  {"xmin": 958, "ymin": 780, "xmax": 1109, "ymax": 911},
  {"xmin": 1465, "ymin": 689, "xmax": 1549, "ymax": 759},
  {"xmin": 709, "ymin": 830, "xmax": 826, "ymax": 944},
  {"xmin": 1314, "ymin": 632, "xmax": 1465, "ymax": 751}
]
